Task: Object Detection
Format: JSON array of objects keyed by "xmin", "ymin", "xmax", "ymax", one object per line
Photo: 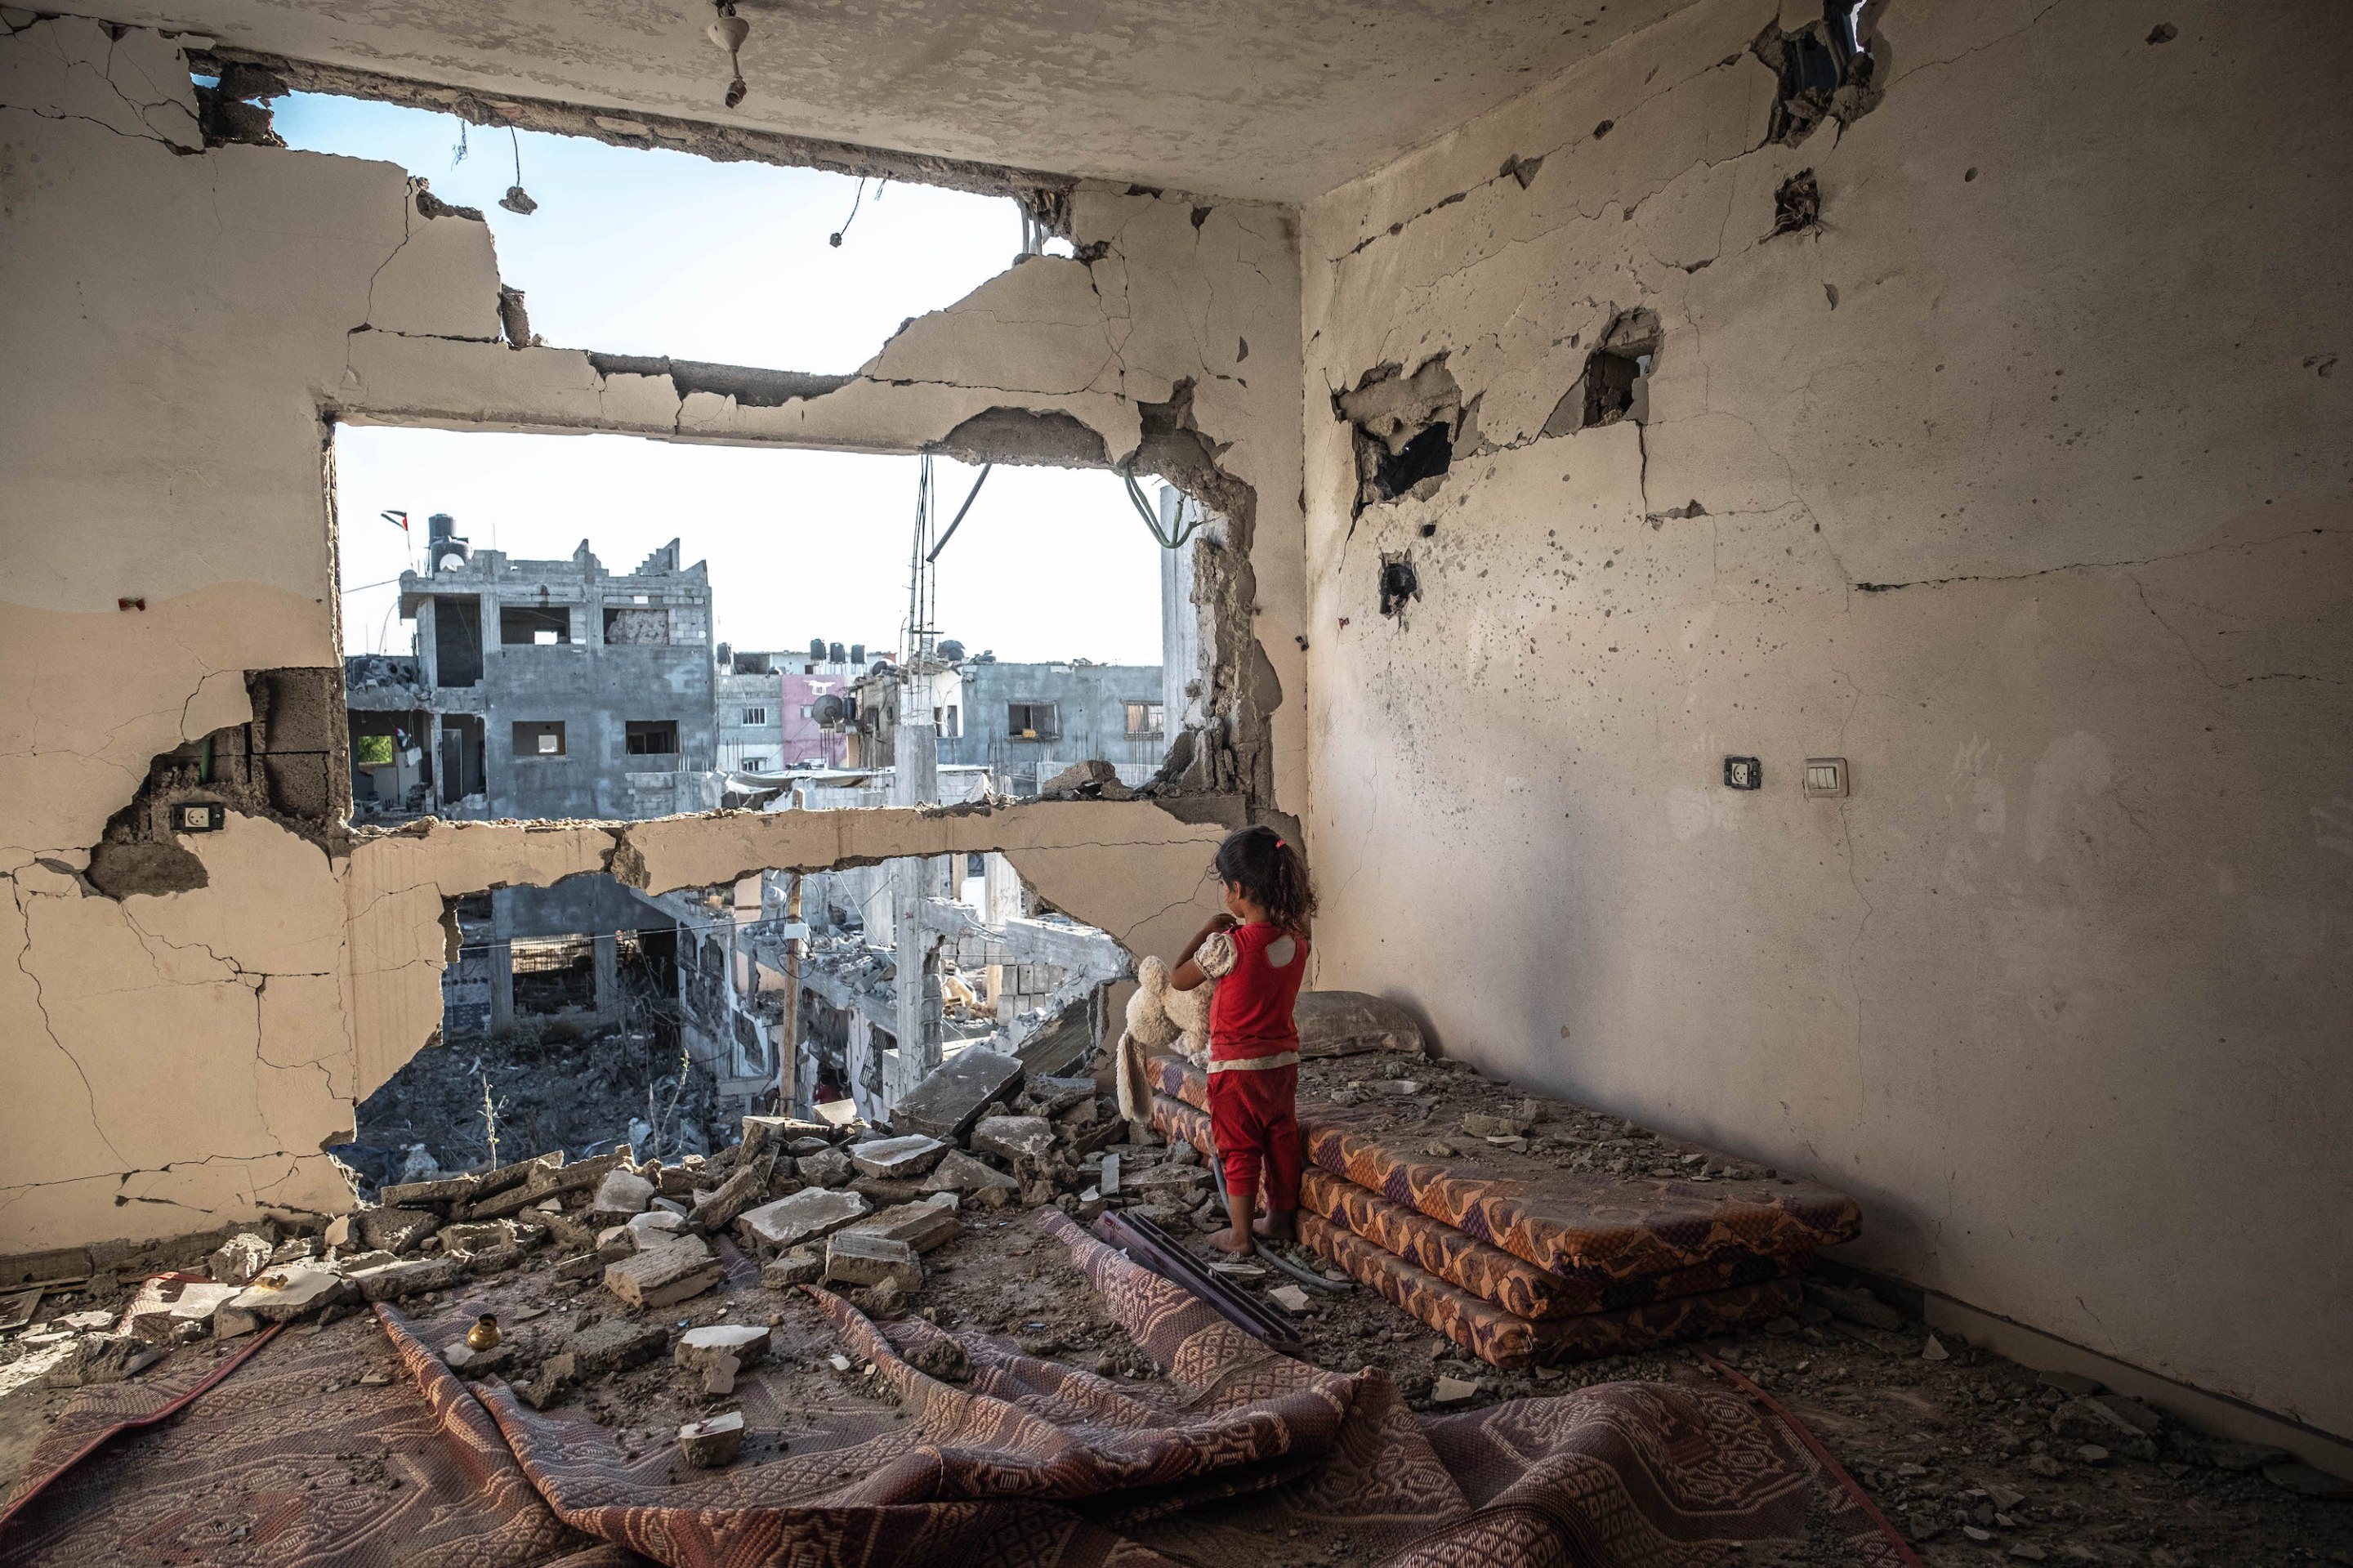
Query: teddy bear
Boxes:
[{"xmin": 1112, "ymin": 933, "xmax": 1231, "ymax": 1126}]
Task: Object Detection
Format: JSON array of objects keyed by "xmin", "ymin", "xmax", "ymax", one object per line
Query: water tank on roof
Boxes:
[
  {"xmin": 828, "ymin": 641, "xmax": 846, "ymax": 664},
  {"xmin": 808, "ymin": 637, "xmax": 827, "ymax": 661},
  {"xmin": 938, "ymin": 639, "xmax": 966, "ymax": 663},
  {"xmin": 849, "ymin": 643, "xmax": 864, "ymax": 665},
  {"xmin": 426, "ymin": 512, "xmax": 469, "ymax": 572}
]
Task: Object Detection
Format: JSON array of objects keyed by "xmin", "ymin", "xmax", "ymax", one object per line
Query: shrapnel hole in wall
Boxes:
[{"xmin": 1377, "ymin": 554, "xmax": 1422, "ymax": 619}]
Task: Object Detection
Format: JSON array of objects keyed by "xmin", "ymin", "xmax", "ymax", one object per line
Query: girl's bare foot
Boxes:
[
  {"xmin": 1252, "ymin": 1210, "xmax": 1294, "ymax": 1241},
  {"xmin": 1208, "ymin": 1229, "xmax": 1256, "ymax": 1257}
]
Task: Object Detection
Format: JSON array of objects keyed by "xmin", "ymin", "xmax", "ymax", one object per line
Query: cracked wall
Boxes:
[
  {"xmin": 0, "ymin": 15, "xmax": 1298, "ymax": 1252},
  {"xmin": 1299, "ymin": 0, "xmax": 2353, "ymax": 1439}
]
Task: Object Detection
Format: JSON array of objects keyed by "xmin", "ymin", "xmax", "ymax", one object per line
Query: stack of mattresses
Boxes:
[{"xmin": 1144, "ymin": 1054, "xmax": 1860, "ymax": 1369}]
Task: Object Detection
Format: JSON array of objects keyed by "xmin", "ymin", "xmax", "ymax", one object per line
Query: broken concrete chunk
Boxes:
[
  {"xmin": 565, "ymin": 1317, "xmax": 668, "ymax": 1376},
  {"xmin": 527, "ymin": 1150, "xmax": 629, "ymax": 1204},
  {"xmin": 208, "ymin": 1232, "xmax": 275, "ymax": 1286},
  {"xmin": 1458, "ymin": 1112, "xmax": 1530, "ymax": 1140},
  {"xmin": 382, "ymin": 1173, "xmax": 481, "ymax": 1210},
  {"xmin": 894, "ymin": 1048, "xmax": 1025, "ymax": 1142},
  {"xmin": 678, "ymin": 1410, "xmax": 744, "ymax": 1468},
  {"xmin": 463, "ymin": 1242, "xmax": 528, "ymax": 1276},
  {"xmin": 1430, "ymin": 1375, "xmax": 1483, "ymax": 1405},
  {"xmin": 348, "ymin": 1252, "xmax": 463, "ymax": 1299},
  {"xmin": 359, "ymin": 1207, "xmax": 441, "ymax": 1254},
  {"xmin": 519, "ymin": 1351, "xmax": 575, "ymax": 1409},
  {"xmin": 70, "ymin": 1333, "xmax": 167, "ymax": 1386},
  {"xmin": 227, "ymin": 1266, "xmax": 356, "ymax": 1323},
  {"xmin": 627, "ymin": 1209, "xmax": 690, "ymax": 1242},
  {"xmin": 438, "ymin": 1220, "xmax": 520, "ymax": 1255},
  {"xmin": 322, "ymin": 1216, "xmax": 355, "ymax": 1250},
  {"xmin": 553, "ymin": 1253, "xmax": 605, "ymax": 1284},
  {"xmin": 795, "ymin": 1146, "xmax": 852, "ymax": 1189},
  {"xmin": 735, "ymin": 1187, "xmax": 870, "ymax": 1256},
  {"xmin": 761, "ymin": 1249, "xmax": 824, "ymax": 1289},
  {"xmin": 214, "ymin": 1305, "xmax": 260, "ymax": 1339},
  {"xmin": 825, "ymin": 1230, "xmax": 922, "ymax": 1292},
  {"xmin": 971, "ymin": 1115, "xmax": 1054, "ymax": 1163},
  {"xmin": 126, "ymin": 1280, "xmax": 239, "ymax": 1343},
  {"xmin": 676, "ymin": 1324, "xmax": 770, "ymax": 1395},
  {"xmin": 847, "ymin": 1134, "xmax": 948, "ymax": 1180},
  {"xmin": 690, "ymin": 1164, "xmax": 770, "ymax": 1232},
  {"xmin": 604, "ymin": 1239, "xmax": 721, "ymax": 1311},
  {"xmin": 1268, "ymin": 1284, "xmax": 1313, "ymax": 1315},
  {"xmin": 846, "ymin": 1201, "xmax": 962, "ymax": 1254},
  {"xmin": 742, "ymin": 1115, "xmax": 830, "ymax": 1160},
  {"xmin": 588, "ymin": 1169, "xmax": 655, "ymax": 1224}
]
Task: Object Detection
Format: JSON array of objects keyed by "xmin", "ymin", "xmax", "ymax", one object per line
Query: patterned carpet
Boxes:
[{"xmin": 0, "ymin": 1212, "xmax": 1901, "ymax": 1567}]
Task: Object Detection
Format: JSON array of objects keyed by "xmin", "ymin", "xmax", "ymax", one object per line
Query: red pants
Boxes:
[{"xmin": 1207, "ymin": 1062, "xmax": 1302, "ymax": 1213}]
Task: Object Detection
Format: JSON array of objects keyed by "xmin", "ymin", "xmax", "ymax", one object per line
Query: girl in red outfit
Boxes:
[{"xmin": 1171, "ymin": 825, "xmax": 1315, "ymax": 1258}]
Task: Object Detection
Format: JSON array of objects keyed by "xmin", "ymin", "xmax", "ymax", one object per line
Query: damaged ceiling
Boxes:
[{"xmin": 72, "ymin": 0, "xmax": 1701, "ymax": 202}]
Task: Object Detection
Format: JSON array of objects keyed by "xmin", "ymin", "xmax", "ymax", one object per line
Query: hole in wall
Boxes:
[
  {"xmin": 1767, "ymin": 168, "xmax": 1822, "ymax": 239},
  {"xmin": 259, "ymin": 87, "xmax": 1050, "ymax": 373},
  {"xmin": 84, "ymin": 668, "xmax": 350, "ymax": 900},
  {"xmin": 1543, "ymin": 307, "xmax": 1664, "ymax": 436},
  {"xmin": 1753, "ymin": 2, "xmax": 1884, "ymax": 147},
  {"xmin": 1377, "ymin": 554, "xmax": 1422, "ymax": 619},
  {"xmin": 334, "ymin": 425, "xmax": 1179, "ymax": 824},
  {"xmin": 1335, "ymin": 357, "xmax": 1463, "ymax": 516}
]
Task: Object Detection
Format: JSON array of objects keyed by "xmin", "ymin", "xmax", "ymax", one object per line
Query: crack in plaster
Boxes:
[{"xmin": 7, "ymin": 877, "xmax": 130, "ymax": 1168}]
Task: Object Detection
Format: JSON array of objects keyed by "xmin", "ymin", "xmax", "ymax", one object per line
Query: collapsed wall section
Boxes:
[
  {"xmin": 1297, "ymin": 0, "xmax": 2353, "ymax": 1440},
  {"xmin": 0, "ymin": 15, "xmax": 1298, "ymax": 1253}
]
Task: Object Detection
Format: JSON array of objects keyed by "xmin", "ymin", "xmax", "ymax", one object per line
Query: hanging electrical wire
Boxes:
[
  {"xmin": 1119, "ymin": 467, "xmax": 1205, "ymax": 549},
  {"xmin": 498, "ymin": 127, "xmax": 538, "ymax": 214},
  {"xmin": 829, "ymin": 176, "xmax": 875, "ymax": 248},
  {"xmin": 925, "ymin": 464, "xmax": 993, "ymax": 564},
  {"xmin": 450, "ymin": 118, "xmax": 469, "ymax": 168}
]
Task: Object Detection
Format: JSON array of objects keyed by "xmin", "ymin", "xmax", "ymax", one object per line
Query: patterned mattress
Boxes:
[
  {"xmin": 1299, "ymin": 1212, "xmax": 1806, "ymax": 1369},
  {"xmin": 1146, "ymin": 1054, "xmax": 1858, "ymax": 1283},
  {"xmin": 1147, "ymin": 1092, "xmax": 1792, "ymax": 1321}
]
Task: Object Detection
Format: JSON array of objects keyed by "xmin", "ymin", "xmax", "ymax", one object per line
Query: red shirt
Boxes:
[{"xmin": 1208, "ymin": 922, "xmax": 1310, "ymax": 1061}]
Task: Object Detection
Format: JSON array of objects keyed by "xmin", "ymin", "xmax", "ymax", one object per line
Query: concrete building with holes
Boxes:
[
  {"xmin": 716, "ymin": 645, "xmax": 867, "ymax": 775},
  {"xmin": 935, "ymin": 654, "xmax": 1168, "ymax": 794},
  {"xmin": 386, "ymin": 537, "xmax": 722, "ymax": 819},
  {"xmin": 7, "ymin": 0, "xmax": 2353, "ymax": 1493}
]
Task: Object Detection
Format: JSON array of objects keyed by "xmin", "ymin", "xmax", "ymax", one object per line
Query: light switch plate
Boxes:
[{"xmin": 1803, "ymin": 757, "xmax": 1849, "ymax": 798}]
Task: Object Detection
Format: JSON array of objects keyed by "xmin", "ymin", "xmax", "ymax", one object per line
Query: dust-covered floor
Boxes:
[{"xmin": 4, "ymin": 1048, "xmax": 2348, "ymax": 1566}]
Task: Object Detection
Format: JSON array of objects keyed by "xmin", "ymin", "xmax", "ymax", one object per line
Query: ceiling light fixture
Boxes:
[{"xmin": 708, "ymin": 2, "xmax": 749, "ymax": 109}]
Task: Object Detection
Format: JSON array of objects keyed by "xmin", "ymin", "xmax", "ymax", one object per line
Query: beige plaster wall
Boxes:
[
  {"xmin": 1299, "ymin": 0, "xmax": 2353, "ymax": 1437},
  {"xmin": 0, "ymin": 15, "xmax": 1288, "ymax": 1253}
]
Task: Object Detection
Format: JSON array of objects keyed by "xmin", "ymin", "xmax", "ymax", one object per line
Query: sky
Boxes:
[{"xmin": 279, "ymin": 94, "xmax": 1167, "ymax": 665}]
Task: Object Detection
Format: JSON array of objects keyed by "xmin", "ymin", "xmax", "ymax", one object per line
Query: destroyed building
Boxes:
[
  {"xmin": 352, "ymin": 536, "xmax": 721, "ymax": 820},
  {"xmin": 2, "ymin": 1, "xmax": 2351, "ymax": 1561}
]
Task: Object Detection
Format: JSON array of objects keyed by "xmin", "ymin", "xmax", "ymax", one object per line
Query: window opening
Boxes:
[
  {"xmin": 515, "ymin": 720, "xmax": 566, "ymax": 756},
  {"xmin": 501, "ymin": 605, "xmax": 571, "ymax": 645},
  {"xmin": 627, "ymin": 720, "xmax": 681, "ymax": 756},
  {"xmin": 1007, "ymin": 702, "xmax": 1061, "ymax": 740},
  {"xmin": 741, "ymin": 707, "xmax": 767, "ymax": 726}
]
